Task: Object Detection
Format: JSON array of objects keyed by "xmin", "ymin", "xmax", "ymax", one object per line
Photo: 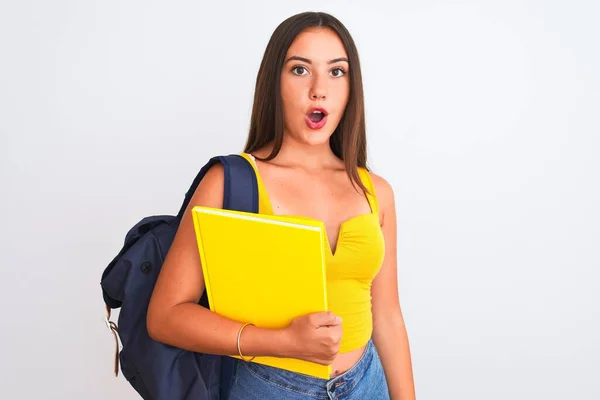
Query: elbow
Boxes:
[
  {"xmin": 146, "ymin": 317, "xmax": 160, "ymax": 343},
  {"xmin": 146, "ymin": 303, "xmax": 167, "ymax": 343},
  {"xmin": 373, "ymin": 307, "xmax": 406, "ymax": 333}
]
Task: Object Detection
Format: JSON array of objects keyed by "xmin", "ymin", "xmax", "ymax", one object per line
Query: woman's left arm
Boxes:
[{"xmin": 370, "ymin": 174, "xmax": 416, "ymax": 400}]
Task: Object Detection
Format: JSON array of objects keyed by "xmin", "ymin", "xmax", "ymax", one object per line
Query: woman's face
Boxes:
[{"xmin": 280, "ymin": 28, "xmax": 350, "ymax": 147}]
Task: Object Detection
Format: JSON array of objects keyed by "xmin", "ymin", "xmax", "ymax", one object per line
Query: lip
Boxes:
[
  {"xmin": 307, "ymin": 107, "xmax": 329, "ymax": 116},
  {"xmin": 305, "ymin": 107, "xmax": 329, "ymax": 130}
]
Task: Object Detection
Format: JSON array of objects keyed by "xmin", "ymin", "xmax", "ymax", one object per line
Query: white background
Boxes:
[{"xmin": 1, "ymin": 1, "xmax": 598, "ymax": 399}]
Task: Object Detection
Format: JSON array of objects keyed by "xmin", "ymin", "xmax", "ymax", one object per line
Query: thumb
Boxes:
[{"xmin": 316, "ymin": 311, "xmax": 342, "ymax": 327}]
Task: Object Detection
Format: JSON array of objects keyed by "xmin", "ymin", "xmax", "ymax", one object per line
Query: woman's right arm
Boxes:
[
  {"xmin": 146, "ymin": 163, "xmax": 283, "ymax": 357},
  {"xmin": 146, "ymin": 163, "xmax": 342, "ymax": 364}
]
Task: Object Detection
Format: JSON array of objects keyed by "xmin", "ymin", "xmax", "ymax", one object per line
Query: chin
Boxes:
[{"xmin": 299, "ymin": 129, "xmax": 334, "ymax": 146}]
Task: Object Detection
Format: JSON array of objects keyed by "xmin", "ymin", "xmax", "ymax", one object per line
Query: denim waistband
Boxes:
[{"xmin": 239, "ymin": 339, "xmax": 375, "ymax": 398}]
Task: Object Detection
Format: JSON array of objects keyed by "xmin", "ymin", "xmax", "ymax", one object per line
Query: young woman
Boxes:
[{"xmin": 147, "ymin": 11, "xmax": 416, "ymax": 400}]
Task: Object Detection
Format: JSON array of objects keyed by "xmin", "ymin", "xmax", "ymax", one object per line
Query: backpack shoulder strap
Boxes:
[
  {"xmin": 176, "ymin": 154, "xmax": 258, "ymax": 220},
  {"xmin": 220, "ymin": 154, "xmax": 259, "ymax": 212},
  {"xmin": 176, "ymin": 154, "xmax": 258, "ymax": 400}
]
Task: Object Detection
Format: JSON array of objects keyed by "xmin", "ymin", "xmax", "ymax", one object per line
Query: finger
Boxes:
[{"xmin": 316, "ymin": 312, "xmax": 342, "ymax": 327}]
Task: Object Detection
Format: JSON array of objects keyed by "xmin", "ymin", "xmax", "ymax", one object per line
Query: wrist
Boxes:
[
  {"xmin": 272, "ymin": 327, "xmax": 294, "ymax": 358},
  {"xmin": 239, "ymin": 325, "xmax": 293, "ymax": 358}
]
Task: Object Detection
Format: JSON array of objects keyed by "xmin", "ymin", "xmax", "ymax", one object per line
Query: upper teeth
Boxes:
[{"xmin": 312, "ymin": 111, "xmax": 322, "ymax": 114}]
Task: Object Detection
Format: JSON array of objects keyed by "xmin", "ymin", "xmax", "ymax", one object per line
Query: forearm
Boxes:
[
  {"xmin": 373, "ymin": 318, "xmax": 416, "ymax": 400},
  {"xmin": 147, "ymin": 302, "xmax": 288, "ymax": 358}
]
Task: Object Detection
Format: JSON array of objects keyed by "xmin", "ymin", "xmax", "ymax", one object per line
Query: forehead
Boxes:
[{"xmin": 286, "ymin": 28, "xmax": 348, "ymax": 61}]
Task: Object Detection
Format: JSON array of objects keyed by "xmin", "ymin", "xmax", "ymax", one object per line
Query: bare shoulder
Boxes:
[
  {"xmin": 187, "ymin": 162, "xmax": 225, "ymax": 209},
  {"xmin": 368, "ymin": 171, "xmax": 395, "ymax": 212}
]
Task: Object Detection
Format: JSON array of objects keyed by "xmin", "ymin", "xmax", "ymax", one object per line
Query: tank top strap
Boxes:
[
  {"xmin": 358, "ymin": 167, "xmax": 379, "ymax": 215},
  {"xmin": 239, "ymin": 152, "xmax": 273, "ymax": 214}
]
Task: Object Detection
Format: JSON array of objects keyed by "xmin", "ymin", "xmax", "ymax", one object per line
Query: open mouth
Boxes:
[
  {"xmin": 305, "ymin": 107, "xmax": 328, "ymax": 130},
  {"xmin": 308, "ymin": 110, "xmax": 326, "ymax": 123}
]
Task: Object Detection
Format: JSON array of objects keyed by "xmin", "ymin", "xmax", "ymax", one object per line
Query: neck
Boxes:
[{"xmin": 256, "ymin": 135, "xmax": 343, "ymax": 171}]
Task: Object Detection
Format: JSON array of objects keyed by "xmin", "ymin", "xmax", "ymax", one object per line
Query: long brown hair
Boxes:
[{"xmin": 243, "ymin": 11, "xmax": 369, "ymax": 193}]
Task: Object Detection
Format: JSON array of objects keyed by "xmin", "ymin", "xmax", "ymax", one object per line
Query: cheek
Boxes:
[
  {"xmin": 332, "ymin": 83, "xmax": 350, "ymax": 114},
  {"xmin": 281, "ymin": 80, "xmax": 306, "ymax": 113}
]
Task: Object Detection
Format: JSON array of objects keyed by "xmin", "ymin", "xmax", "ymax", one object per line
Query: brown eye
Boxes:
[
  {"xmin": 330, "ymin": 67, "xmax": 346, "ymax": 77},
  {"xmin": 292, "ymin": 66, "xmax": 308, "ymax": 75}
]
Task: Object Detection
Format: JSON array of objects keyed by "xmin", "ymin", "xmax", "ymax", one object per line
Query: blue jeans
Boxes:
[{"xmin": 227, "ymin": 339, "xmax": 390, "ymax": 399}]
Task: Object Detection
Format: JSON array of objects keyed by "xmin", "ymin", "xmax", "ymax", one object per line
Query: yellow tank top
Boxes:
[{"xmin": 240, "ymin": 153, "xmax": 385, "ymax": 353}]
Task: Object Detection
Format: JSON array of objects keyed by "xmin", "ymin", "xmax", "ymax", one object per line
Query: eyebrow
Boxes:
[{"xmin": 285, "ymin": 56, "xmax": 349, "ymax": 65}]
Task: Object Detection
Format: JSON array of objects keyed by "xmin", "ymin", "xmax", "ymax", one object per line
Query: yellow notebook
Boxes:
[{"xmin": 191, "ymin": 205, "xmax": 331, "ymax": 379}]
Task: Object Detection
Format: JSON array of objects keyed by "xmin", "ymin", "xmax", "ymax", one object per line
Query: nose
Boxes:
[{"xmin": 309, "ymin": 76, "xmax": 327, "ymax": 100}]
